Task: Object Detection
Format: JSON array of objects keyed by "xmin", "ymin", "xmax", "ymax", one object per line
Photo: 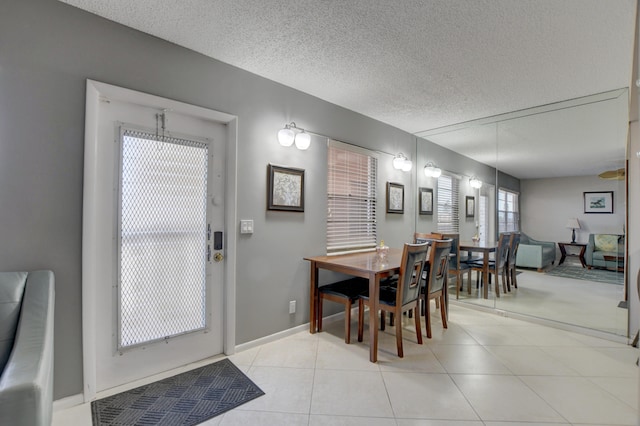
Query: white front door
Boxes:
[{"xmin": 83, "ymin": 82, "xmax": 230, "ymax": 395}]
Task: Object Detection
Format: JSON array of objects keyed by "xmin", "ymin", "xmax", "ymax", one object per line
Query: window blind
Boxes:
[
  {"xmin": 436, "ymin": 174, "xmax": 459, "ymax": 233},
  {"xmin": 498, "ymin": 188, "xmax": 519, "ymax": 232},
  {"xmin": 327, "ymin": 140, "xmax": 377, "ymax": 254}
]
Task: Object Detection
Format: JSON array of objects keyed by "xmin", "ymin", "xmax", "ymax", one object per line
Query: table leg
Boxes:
[
  {"xmin": 559, "ymin": 244, "xmax": 567, "ymax": 265},
  {"xmin": 368, "ymin": 273, "xmax": 379, "ymax": 363},
  {"xmin": 483, "ymin": 252, "xmax": 489, "ymax": 299},
  {"xmin": 309, "ymin": 261, "xmax": 318, "ymax": 333},
  {"xmin": 578, "ymin": 246, "xmax": 586, "ymax": 268}
]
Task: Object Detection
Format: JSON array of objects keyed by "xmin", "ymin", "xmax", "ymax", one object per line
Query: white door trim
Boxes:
[{"xmin": 82, "ymin": 79, "xmax": 237, "ymax": 402}]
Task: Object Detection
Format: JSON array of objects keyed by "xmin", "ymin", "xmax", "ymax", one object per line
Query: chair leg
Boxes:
[
  {"xmin": 344, "ymin": 300, "xmax": 351, "ymax": 344},
  {"xmin": 395, "ymin": 310, "xmax": 404, "ymax": 358},
  {"xmin": 512, "ymin": 268, "xmax": 518, "ymax": 288},
  {"xmin": 494, "ymin": 272, "xmax": 500, "ymax": 297},
  {"xmin": 425, "ymin": 296, "xmax": 432, "ymax": 339},
  {"xmin": 318, "ymin": 298, "xmax": 324, "ymax": 332},
  {"xmin": 357, "ymin": 299, "xmax": 365, "ymax": 342},
  {"xmin": 381, "ymin": 311, "xmax": 387, "ymax": 330},
  {"xmin": 440, "ymin": 295, "xmax": 448, "ymax": 329},
  {"xmin": 414, "ymin": 306, "xmax": 423, "ymax": 345}
]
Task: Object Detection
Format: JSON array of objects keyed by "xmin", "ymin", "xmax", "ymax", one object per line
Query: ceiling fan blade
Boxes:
[{"xmin": 598, "ymin": 168, "xmax": 625, "ymax": 180}]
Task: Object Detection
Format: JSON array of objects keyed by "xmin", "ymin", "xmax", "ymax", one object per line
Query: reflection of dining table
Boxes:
[
  {"xmin": 459, "ymin": 241, "xmax": 498, "ymax": 299},
  {"xmin": 305, "ymin": 248, "xmax": 403, "ymax": 363}
]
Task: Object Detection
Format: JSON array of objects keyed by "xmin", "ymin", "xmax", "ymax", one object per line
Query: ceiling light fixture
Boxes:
[
  {"xmin": 423, "ymin": 162, "xmax": 442, "ymax": 178},
  {"xmin": 277, "ymin": 122, "xmax": 312, "ymax": 150},
  {"xmin": 469, "ymin": 176, "xmax": 483, "ymax": 189},
  {"xmin": 392, "ymin": 153, "xmax": 412, "ymax": 172}
]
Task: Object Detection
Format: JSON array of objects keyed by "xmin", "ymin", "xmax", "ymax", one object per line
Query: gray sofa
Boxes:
[
  {"xmin": 0, "ymin": 271, "xmax": 55, "ymax": 426},
  {"xmin": 515, "ymin": 233, "xmax": 556, "ymax": 271},
  {"xmin": 585, "ymin": 233, "xmax": 624, "ymax": 269}
]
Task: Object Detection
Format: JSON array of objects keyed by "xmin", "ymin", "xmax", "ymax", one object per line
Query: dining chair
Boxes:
[
  {"xmin": 357, "ymin": 242, "xmax": 429, "ymax": 357},
  {"xmin": 506, "ymin": 232, "xmax": 521, "ymax": 291},
  {"xmin": 440, "ymin": 233, "xmax": 471, "ymax": 299},
  {"xmin": 420, "ymin": 239, "xmax": 452, "ymax": 338},
  {"xmin": 318, "ymin": 277, "xmax": 369, "ymax": 343},
  {"xmin": 414, "ymin": 232, "xmax": 443, "ymax": 244},
  {"xmin": 468, "ymin": 232, "xmax": 510, "ymax": 297}
]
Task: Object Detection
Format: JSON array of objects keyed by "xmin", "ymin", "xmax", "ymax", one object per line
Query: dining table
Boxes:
[
  {"xmin": 459, "ymin": 240, "xmax": 498, "ymax": 299},
  {"xmin": 305, "ymin": 248, "xmax": 404, "ymax": 363}
]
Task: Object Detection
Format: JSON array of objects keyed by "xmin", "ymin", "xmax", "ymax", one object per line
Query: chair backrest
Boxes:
[
  {"xmin": 440, "ymin": 233, "xmax": 460, "ymax": 270},
  {"xmin": 413, "ymin": 232, "xmax": 443, "ymax": 244},
  {"xmin": 496, "ymin": 232, "xmax": 511, "ymax": 269},
  {"xmin": 395, "ymin": 242, "xmax": 430, "ymax": 307},
  {"xmin": 507, "ymin": 232, "xmax": 521, "ymax": 267},
  {"xmin": 425, "ymin": 239, "xmax": 453, "ymax": 295}
]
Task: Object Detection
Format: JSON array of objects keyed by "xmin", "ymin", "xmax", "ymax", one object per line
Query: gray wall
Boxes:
[{"xmin": 1, "ymin": 0, "xmax": 420, "ymax": 399}]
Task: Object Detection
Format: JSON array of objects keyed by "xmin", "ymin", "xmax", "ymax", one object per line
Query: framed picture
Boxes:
[
  {"xmin": 465, "ymin": 196, "xmax": 475, "ymax": 218},
  {"xmin": 418, "ymin": 187, "xmax": 433, "ymax": 215},
  {"xmin": 583, "ymin": 191, "xmax": 613, "ymax": 214},
  {"xmin": 267, "ymin": 164, "xmax": 304, "ymax": 211},
  {"xmin": 386, "ymin": 182, "xmax": 404, "ymax": 213}
]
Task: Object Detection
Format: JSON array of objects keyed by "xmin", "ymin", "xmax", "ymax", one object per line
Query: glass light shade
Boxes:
[
  {"xmin": 431, "ymin": 167, "xmax": 442, "ymax": 178},
  {"xmin": 294, "ymin": 131, "xmax": 311, "ymax": 150},
  {"xmin": 393, "ymin": 154, "xmax": 406, "ymax": 170},
  {"xmin": 470, "ymin": 177, "xmax": 482, "ymax": 188},
  {"xmin": 424, "ymin": 163, "xmax": 441, "ymax": 177},
  {"xmin": 278, "ymin": 127, "xmax": 295, "ymax": 146},
  {"xmin": 401, "ymin": 159, "xmax": 412, "ymax": 171}
]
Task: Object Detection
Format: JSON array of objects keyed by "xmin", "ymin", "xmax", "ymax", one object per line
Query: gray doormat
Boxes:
[
  {"xmin": 91, "ymin": 358, "xmax": 264, "ymax": 425},
  {"xmin": 545, "ymin": 264, "xmax": 623, "ymax": 286}
]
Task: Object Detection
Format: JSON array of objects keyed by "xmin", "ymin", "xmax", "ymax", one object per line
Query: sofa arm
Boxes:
[
  {"xmin": 516, "ymin": 244, "xmax": 543, "ymax": 268},
  {"xmin": 0, "ymin": 270, "xmax": 55, "ymax": 426}
]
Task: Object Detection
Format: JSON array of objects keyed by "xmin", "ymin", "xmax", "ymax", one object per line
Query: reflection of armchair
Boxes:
[
  {"xmin": 0, "ymin": 271, "xmax": 55, "ymax": 426},
  {"xmin": 515, "ymin": 233, "xmax": 556, "ymax": 271},
  {"xmin": 585, "ymin": 234, "xmax": 624, "ymax": 269}
]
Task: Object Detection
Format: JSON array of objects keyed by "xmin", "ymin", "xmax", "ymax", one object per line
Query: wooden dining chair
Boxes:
[
  {"xmin": 468, "ymin": 232, "xmax": 510, "ymax": 297},
  {"xmin": 506, "ymin": 232, "xmax": 521, "ymax": 291},
  {"xmin": 357, "ymin": 242, "xmax": 429, "ymax": 357},
  {"xmin": 420, "ymin": 239, "xmax": 452, "ymax": 338},
  {"xmin": 318, "ymin": 277, "xmax": 369, "ymax": 343},
  {"xmin": 440, "ymin": 233, "xmax": 471, "ymax": 299}
]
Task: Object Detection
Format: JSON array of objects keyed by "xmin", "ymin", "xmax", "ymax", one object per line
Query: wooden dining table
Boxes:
[
  {"xmin": 305, "ymin": 248, "xmax": 404, "ymax": 363},
  {"xmin": 459, "ymin": 240, "xmax": 498, "ymax": 299}
]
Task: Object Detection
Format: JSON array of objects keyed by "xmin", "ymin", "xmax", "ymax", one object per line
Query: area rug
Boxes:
[
  {"xmin": 545, "ymin": 264, "xmax": 623, "ymax": 285},
  {"xmin": 91, "ymin": 358, "xmax": 264, "ymax": 425}
]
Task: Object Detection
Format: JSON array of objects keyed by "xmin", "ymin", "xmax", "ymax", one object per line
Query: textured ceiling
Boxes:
[{"xmin": 59, "ymin": 0, "xmax": 637, "ymax": 178}]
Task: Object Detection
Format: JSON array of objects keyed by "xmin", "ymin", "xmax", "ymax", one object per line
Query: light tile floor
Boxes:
[{"xmin": 54, "ymin": 303, "xmax": 639, "ymax": 425}]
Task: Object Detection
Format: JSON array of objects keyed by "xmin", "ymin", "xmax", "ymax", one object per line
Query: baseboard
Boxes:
[{"xmin": 53, "ymin": 393, "xmax": 85, "ymax": 412}]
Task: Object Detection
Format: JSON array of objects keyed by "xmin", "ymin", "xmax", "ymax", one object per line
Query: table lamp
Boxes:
[{"xmin": 566, "ymin": 218, "xmax": 581, "ymax": 243}]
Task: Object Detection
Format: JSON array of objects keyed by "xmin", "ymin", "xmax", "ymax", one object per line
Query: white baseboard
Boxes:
[{"xmin": 53, "ymin": 393, "xmax": 84, "ymax": 412}]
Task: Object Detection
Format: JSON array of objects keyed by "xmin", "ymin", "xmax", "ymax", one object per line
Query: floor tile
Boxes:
[
  {"xmin": 484, "ymin": 345, "xmax": 580, "ymax": 376},
  {"xmin": 252, "ymin": 335, "xmax": 318, "ymax": 368},
  {"xmin": 311, "ymin": 369, "xmax": 394, "ymax": 417},
  {"xmin": 315, "ymin": 338, "xmax": 381, "ymax": 372},
  {"xmin": 239, "ymin": 366, "xmax": 314, "ymax": 414},
  {"xmin": 430, "ymin": 344, "xmax": 511, "ymax": 374},
  {"xmin": 382, "ymin": 372, "xmax": 479, "ymax": 420},
  {"xmin": 587, "ymin": 376, "xmax": 638, "ymax": 409},
  {"xmin": 539, "ymin": 346, "xmax": 637, "ymax": 377},
  {"xmin": 310, "ymin": 414, "xmax": 397, "ymax": 425},
  {"xmin": 521, "ymin": 376, "xmax": 638, "ymax": 425},
  {"xmin": 216, "ymin": 410, "xmax": 309, "ymax": 425},
  {"xmin": 452, "ymin": 374, "xmax": 565, "ymax": 422},
  {"xmin": 396, "ymin": 420, "xmax": 484, "ymax": 426}
]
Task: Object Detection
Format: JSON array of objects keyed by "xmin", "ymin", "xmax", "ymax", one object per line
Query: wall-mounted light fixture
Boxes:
[
  {"xmin": 469, "ymin": 176, "xmax": 483, "ymax": 189},
  {"xmin": 423, "ymin": 162, "xmax": 442, "ymax": 178},
  {"xmin": 392, "ymin": 153, "xmax": 413, "ymax": 172},
  {"xmin": 277, "ymin": 122, "xmax": 311, "ymax": 150}
]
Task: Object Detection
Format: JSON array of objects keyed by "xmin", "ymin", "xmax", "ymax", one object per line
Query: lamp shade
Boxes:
[
  {"xmin": 294, "ymin": 131, "xmax": 311, "ymax": 150},
  {"xmin": 278, "ymin": 127, "xmax": 295, "ymax": 146},
  {"xmin": 566, "ymin": 218, "xmax": 580, "ymax": 229},
  {"xmin": 423, "ymin": 162, "xmax": 441, "ymax": 177}
]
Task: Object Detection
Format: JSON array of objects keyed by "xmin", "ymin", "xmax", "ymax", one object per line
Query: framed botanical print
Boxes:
[
  {"xmin": 386, "ymin": 182, "xmax": 404, "ymax": 213},
  {"xmin": 465, "ymin": 195, "xmax": 475, "ymax": 218},
  {"xmin": 583, "ymin": 191, "xmax": 613, "ymax": 214},
  {"xmin": 267, "ymin": 164, "xmax": 305, "ymax": 211},
  {"xmin": 418, "ymin": 187, "xmax": 433, "ymax": 215}
]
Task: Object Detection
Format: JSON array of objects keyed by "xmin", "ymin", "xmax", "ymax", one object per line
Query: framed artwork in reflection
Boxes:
[
  {"xmin": 465, "ymin": 196, "xmax": 475, "ymax": 218},
  {"xmin": 386, "ymin": 182, "xmax": 404, "ymax": 213},
  {"xmin": 418, "ymin": 187, "xmax": 433, "ymax": 215}
]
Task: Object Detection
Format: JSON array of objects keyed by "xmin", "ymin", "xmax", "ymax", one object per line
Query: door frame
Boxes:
[{"xmin": 82, "ymin": 79, "xmax": 238, "ymax": 402}]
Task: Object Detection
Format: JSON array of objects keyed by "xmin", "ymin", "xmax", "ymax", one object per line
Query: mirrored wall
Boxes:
[{"xmin": 414, "ymin": 89, "xmax": 629, "ymax": 337}]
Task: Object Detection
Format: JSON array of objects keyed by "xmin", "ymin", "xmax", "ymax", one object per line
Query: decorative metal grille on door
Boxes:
[{"xmin": 118, "ymin": 129, "xmax": 209, "ymax": 349}]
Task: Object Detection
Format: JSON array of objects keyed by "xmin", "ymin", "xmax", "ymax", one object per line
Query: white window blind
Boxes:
[
  {"xmin": 327, "ymin": 140, "xmax": 377, "ymax": 254},
  {"xmin": 436, "ymin": 174, "xmax": 459, "ymax": 233},
  {"xmin": 498, "ymin": 188, "xmax": 519, "ymax": 232}
]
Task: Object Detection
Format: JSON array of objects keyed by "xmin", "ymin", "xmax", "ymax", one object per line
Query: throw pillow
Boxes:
[{"xmin": 594, "ymin": 234, "xmax": 618, "ymax": 252}]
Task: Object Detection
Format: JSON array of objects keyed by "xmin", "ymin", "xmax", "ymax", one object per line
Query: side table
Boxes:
[{"xmin": 558, "ymin": 242, "xmax": 587, "ymax": 268}]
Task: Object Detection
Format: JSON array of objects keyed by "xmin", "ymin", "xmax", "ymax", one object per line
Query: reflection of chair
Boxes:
[
  {"xmin": 318, "ymin": 277, "xmax": 369, "ymax": 343},
  {"xmin": 440, "ymin": 233, "xmax": 471, "ymax": 298},
  {"xmin": 420, "ymin": 239, "xmax": 452, "ymax": 338},
  {"xmin": 414, "ymin": 232, "xmax": 443, "ymax": 243},
  {"xmin": 468, "ymin": 233, "xmax": 510, "ymax": 297},
  {"xmin": 358, "ymin": 243, "xmax": 428, "ymax": 357},
  {"xmin": 506, "ymin": 232, "xmax": 521, "ymax": 291}
]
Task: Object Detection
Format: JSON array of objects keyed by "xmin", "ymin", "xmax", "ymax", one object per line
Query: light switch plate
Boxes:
[{"xmin": 240, "ymin": 219, "xmax": 254, "ymax": 234}]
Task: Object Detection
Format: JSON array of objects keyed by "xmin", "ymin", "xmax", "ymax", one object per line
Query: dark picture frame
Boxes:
[
  {"xmin": 418, "ymin": 187, "xmax": 433, "ymax": 215},
  {"xmin": 267, "ymin": 164, "xmax": 305, "ymax": 211},
  {"xmin": 386, "ymin": 182, "xmax": 404, "ymax": 214},
  {"xmin": 465, "ymin": 196, "xmax": 475, "ymax": 218},
  {"xmin": 583, "ymin": 191, "xmax": 613, "ymax": 214}
]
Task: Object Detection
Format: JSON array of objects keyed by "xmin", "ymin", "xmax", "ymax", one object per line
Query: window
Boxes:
[
  {"xmin": 327, "ymin": 140, "xmax": 377, "ymax": 254},
  {"xmin": 498, "ymin": 188, "xmax": 519, "ymax": 233},
  {"xmin": 436, "ymin": 174, "xmax": 459, "ymax": 233}
]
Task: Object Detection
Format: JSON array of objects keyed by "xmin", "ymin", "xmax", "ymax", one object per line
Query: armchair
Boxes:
[
  {"xmin": 0, "ymin": 270, "xmax": 55, "ymax": 426},
  {"xmin": 515, "ymin": 233, "xmax": 556, "ymax": 271},
  {"xmin": 585, "ymin": 234, "xmax": 624, "ymax": 269}
]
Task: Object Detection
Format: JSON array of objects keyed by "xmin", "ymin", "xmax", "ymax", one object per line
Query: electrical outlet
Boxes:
[{"xmin": 289, "ymin": 300, "xmax": 296, "ymax": 314}]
